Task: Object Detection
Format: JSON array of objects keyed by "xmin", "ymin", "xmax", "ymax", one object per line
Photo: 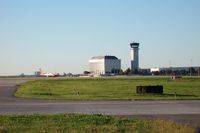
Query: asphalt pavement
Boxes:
[{"xmin": 0, "ymin": 79, "xmax": 200, "ymax": 129}]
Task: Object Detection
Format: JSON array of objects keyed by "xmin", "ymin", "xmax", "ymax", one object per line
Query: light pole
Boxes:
[{"xmin": 190, "ymin": 59, "xmax": 193, "ymax": 76}]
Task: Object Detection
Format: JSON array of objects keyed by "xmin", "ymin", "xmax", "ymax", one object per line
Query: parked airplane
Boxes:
[{"xmin": 36, "ymin": 68, "xmax": 59, "ymax": 77}]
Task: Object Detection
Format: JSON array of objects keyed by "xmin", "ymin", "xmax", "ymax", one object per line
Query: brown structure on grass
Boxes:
[{"xmin": 136, "ymin": 85, "xmax": 163, "ymax": 94}]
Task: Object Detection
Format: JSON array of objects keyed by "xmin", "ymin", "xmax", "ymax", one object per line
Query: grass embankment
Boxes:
[
  {"xmin": 15, "ymin": 77, "xmax": 200, "ymax": 100},
  {"xmin": 0, "ymin": 114, "xmax": 195, "ymax": 133}
]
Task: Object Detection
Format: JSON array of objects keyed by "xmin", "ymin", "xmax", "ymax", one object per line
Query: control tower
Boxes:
[{"xmin": 130, "ymin": 42, "xmax": 139, "ymax": 73}]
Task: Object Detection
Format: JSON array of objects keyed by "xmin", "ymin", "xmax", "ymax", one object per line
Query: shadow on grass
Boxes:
[
  {"xmin": 31, "ymin": 92, "xmax": 59, "ymax": 96},
  {"xmin": 136, "ymin": 93, "xmax": 198, "ymax": 97},
  {"xmin": 163, "ymin": 93, "xmax": 198, "ymax": 97}
]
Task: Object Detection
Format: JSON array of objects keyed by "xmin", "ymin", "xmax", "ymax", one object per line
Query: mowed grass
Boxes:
[
  {"xmin": 15, "ymin": 76, "xmax": 200, "ymax": 100},
  {"xmin": 0, "ymin": 114, "xmax": 195, "ymax": 133}
]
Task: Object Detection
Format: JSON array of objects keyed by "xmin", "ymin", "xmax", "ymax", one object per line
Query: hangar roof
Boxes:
[{"xmin": 91, "ymin": 56, "xmax": 118, "ymax": 60}]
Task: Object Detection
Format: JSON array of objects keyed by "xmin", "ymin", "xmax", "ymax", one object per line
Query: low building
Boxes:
[
  {"xmin": 150, "ymin": 67, "xmax": 190, "ymax": 73},
  {"xmin": 150, "ymin": 66, "xmax": 200, "ymax": 76},
  {"xmin": 89, "ymin": 56, "xmax": 121, "ymax": 75}
]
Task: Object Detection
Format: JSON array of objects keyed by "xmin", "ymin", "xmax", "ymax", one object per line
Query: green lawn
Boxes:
[
  {"xmin": 0, "ymin": 114, "xmax": 195, "ymax": 133},
  {"xmin": 15, "ymin": 76, "xmax": 200, "ymax": 100}
]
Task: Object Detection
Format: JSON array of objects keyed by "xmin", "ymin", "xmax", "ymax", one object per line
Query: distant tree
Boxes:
[
  {"xmin": 198, "ymin": 67, "xmax": 200, "ymax": 76},
  {"xmin": 190, "ymin": 67, "xmax": 196, "ymax": 76},
  {"xmin": 152, "ymin": 71, "xmax": 159, "ymax": 75},
  {"xmin": 124, "ymin": 68, "xmax": 131, "ymax": 75},
  {"xmin": 119, "ymin": 69, "xmax": 124, "ymax": 75},
  {"xmin": 191, "ymin": 67, "xmax": 196, "ymax": 73},
  {"xmin": 140, "ymin": 69, "xmax": 151, "ymax": 75},
  {"xmin": 83, "ymin": 71, "xmax": 91, "ymax": 75},
  {"xmin": 180, "ymin": 70, "xmax": 187, "ymax": 75},
  {"xmin": 63, "ymin": 73, "xmax": 67, "ymax": 76},
  {"xmin": 19, "ymin": 73, "xmax": 25, "ymax": 77}
]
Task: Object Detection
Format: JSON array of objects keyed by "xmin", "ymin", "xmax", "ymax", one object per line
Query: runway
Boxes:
[{"xmin": 0, "ymin": 79, "xmax": 200, "ymax": 128}]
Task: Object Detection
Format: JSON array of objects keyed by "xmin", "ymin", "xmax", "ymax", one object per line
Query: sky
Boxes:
[{"xmin": 0, "ymin": 0, "xmax": 200, "ymax": 75}]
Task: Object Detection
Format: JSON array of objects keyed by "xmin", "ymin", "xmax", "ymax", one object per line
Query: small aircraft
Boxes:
[{"xmin": 37, "ymin": 68, "xmax": 59, "ymax": 77}]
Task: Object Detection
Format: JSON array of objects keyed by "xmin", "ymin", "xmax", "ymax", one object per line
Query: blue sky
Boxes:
[{"xmin": 0, "ymin": 0, "xmax": 200, "ymax": 75}]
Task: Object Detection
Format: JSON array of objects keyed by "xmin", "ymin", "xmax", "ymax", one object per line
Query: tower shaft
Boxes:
[{"xmin": 130, "ymin": 42, "xmax": 139, "ymax": 73}]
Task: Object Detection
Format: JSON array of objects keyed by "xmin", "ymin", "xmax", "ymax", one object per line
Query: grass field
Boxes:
[
  {"xmin": 15, "ymin": 76, "xmax": 200, "ymax": 100},
  {"xmin": 0, "ymin": 114, "xmax": 195, "ymax": 133}
]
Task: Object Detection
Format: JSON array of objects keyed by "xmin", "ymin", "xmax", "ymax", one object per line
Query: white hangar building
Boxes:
[{"xmin": 89, "ymin": 56, "xmax": 121, "ymax": 75}]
